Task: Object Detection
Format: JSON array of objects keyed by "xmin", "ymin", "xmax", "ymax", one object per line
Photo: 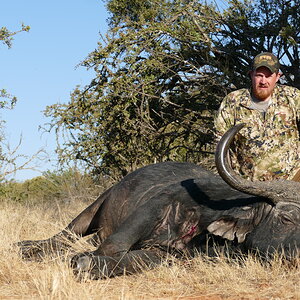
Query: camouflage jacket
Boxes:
[{"xmin": 215, "ymin": 84, "xmax": 300, "ymax": 181}]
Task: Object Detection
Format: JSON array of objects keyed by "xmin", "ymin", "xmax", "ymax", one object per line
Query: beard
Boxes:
[{"xmin": 253, "ymin": 86, "xmax": 272, "ymax": 101}]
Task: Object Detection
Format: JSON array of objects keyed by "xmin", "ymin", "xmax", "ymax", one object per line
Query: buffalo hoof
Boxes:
[
  {"xmin": 71, "ymin": 250, "xmax": 163, "ymax": 279},
  {"xmin": 16, "ymin": 239, "xmax": 71, "ymax": 261},
  {"xmin": 16, "ymin": 240, "xmax": 48, "ymax": 261},
  {"xmin": 71, "ymin": 252, "xmax": 120, "ymax": 280}
]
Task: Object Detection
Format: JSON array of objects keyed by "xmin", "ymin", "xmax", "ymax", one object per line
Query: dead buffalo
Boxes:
[{"xmin": 17, "ymin": 124, "xmax": 300, "ymax": 278}]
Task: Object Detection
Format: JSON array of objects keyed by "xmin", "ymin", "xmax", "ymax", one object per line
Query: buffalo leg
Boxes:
[
  {"xmin": 71, "ymin": 199, "xmax": 173, "ymax": 278},
  {"xmin": 17, "ymin": 189, "xmax": 110, "ymax": 260}
]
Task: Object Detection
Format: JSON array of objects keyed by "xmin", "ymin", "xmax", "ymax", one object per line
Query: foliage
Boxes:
[
  {"xmin": 0, "ymin": 168, "xmax": 108, "ymax": 205},
  {"xmin": 0, "ymin": 23, "xmax": 30, "ymax": 108},
  {"xmin": 0, "ymin": 23, "xmax": 30, "ymax": 48},
  {"xmin": 0, "ymin": 24, "xmax": 30, "ymax": 108},
  {"xmin": 45, "ymin": 0, "xmax": 300, "ymax": 179}
]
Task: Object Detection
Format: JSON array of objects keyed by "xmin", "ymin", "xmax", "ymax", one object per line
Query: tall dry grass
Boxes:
[{"xmin": 0, "ymin": 199, "xmax": 299, "ymax": 300}]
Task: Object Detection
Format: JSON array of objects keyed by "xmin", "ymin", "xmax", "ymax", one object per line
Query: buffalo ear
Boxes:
[{"xmin": 207, "ymin": 207, "xmax": 257, "ymax": 243}]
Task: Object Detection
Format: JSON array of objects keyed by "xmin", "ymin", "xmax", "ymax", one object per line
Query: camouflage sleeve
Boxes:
[
  {"xmin": 287, "ymin": 86, "xmax": 300, "ymax": 133},
  {"xmin": 296, "ymin": 88, "xmax": 300, "ymax": 135},
  {"xmin": 296, "ymin": 88, "xmax": 300, "ymax": 120},
  {"xmin": 214, "ymin": 93, "xmax": 237, "ymax": 142}
]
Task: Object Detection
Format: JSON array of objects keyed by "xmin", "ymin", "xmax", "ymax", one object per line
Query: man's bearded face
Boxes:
[{"xmin": 250, "ymin": 67, "xmax": 281, "ymax": 101}]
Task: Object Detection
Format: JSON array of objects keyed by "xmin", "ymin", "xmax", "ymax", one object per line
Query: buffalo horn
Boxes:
[{"xmin": 215, "ymin": 124, "xmax": 300, "ymax": 204}]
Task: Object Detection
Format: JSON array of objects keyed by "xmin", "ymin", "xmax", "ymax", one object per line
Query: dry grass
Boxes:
[{"xmin": 0, "ymin": 200, "xmax": 299, "ymax": 300}]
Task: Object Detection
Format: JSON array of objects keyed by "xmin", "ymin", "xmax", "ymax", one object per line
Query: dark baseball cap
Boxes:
[{"xmin": 251, "ymin": 52, "xmax": 280, "ymax": 73}]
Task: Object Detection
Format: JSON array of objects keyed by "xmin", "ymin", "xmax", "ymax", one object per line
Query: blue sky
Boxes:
[{"xmin": 1, "ymin": 1, "xmax": 109, "ymax": 181}]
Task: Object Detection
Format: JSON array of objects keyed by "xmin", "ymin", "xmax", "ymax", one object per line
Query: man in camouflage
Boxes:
[{"xmin": 215, "ymin": 52, "xmax": 300, "ymax": 181}]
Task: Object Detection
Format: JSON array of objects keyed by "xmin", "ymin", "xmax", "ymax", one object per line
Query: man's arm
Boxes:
[
  {"xmin": 296, "ymin": 89, "xmax": 300, "ymax": 135},
  {"xmin": 214, "ymin": 93, "xmax": 237, "ymax": 142},
  {"xmin": 288, "ymin": 87, "xmax": 300, "ymax": 181}
]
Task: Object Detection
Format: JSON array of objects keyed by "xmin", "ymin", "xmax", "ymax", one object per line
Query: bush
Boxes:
[{"xmin": 0, "ymin": 168, "xmax": 111, "ymax": 205}]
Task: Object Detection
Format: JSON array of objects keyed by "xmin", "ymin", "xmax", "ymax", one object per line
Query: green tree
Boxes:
[{"xmin": 45, "ymin": 0, "xmax": 300, "ymax": 180}]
